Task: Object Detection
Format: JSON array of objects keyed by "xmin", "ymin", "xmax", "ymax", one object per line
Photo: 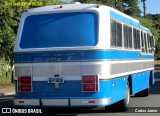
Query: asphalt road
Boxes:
[{"xmin": 0, "ymin": 71, "xmax": 160, "ymax": 116}]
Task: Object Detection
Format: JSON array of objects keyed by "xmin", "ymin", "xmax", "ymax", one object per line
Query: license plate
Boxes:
[{"xmin": 48, "ymin": 77, "xmax": 64, "ymax": 83}]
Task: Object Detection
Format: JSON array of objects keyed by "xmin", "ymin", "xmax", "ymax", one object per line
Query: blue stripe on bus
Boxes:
[
  {"xmin": 110, "ymin": 11, "xmax": 151, "ymax": 33},
  {"xmin": 14, "ymin": 50, "xmax": 154, "ymax": 63}
]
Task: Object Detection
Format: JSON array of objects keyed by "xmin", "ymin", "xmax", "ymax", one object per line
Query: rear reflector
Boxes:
[
  {"xmin": 19, "ymin": 101, "xmax": 24, "ymax": 103},
  {"xmin": 88, "ymin": 101, "xmax": 95, "ymax": 103}
]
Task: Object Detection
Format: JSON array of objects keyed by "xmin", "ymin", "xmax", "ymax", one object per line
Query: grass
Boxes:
[
  {"xmin": 0, "ymin": 71, "xmax": 14, "ymax": 88},
  {"xmin": 0, "ymin": 59, "xmax": 14, "ymax": 88},
  {"xmin": 0, "ymin": 77, "xmax": 13, "ymax": 88},
  {"xmin": 154, "ymin": 60, "xmax": 160, "ymax": 65}
]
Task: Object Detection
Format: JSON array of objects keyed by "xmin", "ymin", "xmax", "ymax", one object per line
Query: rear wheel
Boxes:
[{"xmin": 118, "ymin": 83, "xmax": 130, "ymax": 110}]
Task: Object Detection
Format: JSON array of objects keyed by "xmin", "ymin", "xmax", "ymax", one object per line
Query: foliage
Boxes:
[
  {"xmin": 0, "ymin": 59, "xmax": 13, "ymax": 87},
  {"xmin": 0, "ymin": 0, "xmax": 62, "ymax": 67},
  {"xmin": 145, "ymin": 14, "xmax": 160, "ymax": 56},
  {"xmin": 123, "ymin": 0, "xmax": 141, "ymax": 17}
]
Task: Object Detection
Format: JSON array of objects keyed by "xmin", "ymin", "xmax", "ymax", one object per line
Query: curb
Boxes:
[
  {"xmin": 4, "ymin": 91, "xmax": 15, "ymax": 96},
  {"xmin": 0, "ymin": 91, "xmax": 15, "ymax": 97}
]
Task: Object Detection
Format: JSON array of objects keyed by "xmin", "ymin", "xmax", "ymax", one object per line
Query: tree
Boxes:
[
  {"xmin": 114, "ymin": 0, "xmax": 124, "ymax": 12},
  {"xmin": 0, "ymin": 0, "xmax": 62, "ymax": 67},
  {"xmin": 123, "ymin": 0, "xmax": 141, "ymax": 17},
  {"xmin": 145, "ymin": 14, "xmax": 160, "ymax": 56},
  {"xmin": 141, "ymin": 0, "xmax": 146, "ymax": 18},
  {"xmin": 74, "ymin": 0, "xmax": 123, "ymax": 12}
]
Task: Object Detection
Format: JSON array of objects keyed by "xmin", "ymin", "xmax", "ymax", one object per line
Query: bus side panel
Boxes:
[
  {"xmin": 109, "ymin": 76, "xmax": 127, "ymax": 105},
  {"xmin": 131, "ymin": 71, "xmax": 150, "ymax": 95}
]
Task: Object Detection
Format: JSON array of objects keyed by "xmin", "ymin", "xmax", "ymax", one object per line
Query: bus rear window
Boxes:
[{"xmin": 20, "ymin": 12, "xmax": 98, "ymax": 48}]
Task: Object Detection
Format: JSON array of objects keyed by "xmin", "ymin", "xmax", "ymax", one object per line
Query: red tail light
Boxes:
[
  {"xmin": 82, "ymin": 76, "xmax": 96, "ymax": 83},
  {"xmin": 18, "ymin": 77, "xmax": 32, "ymax": 92},
  {"xmin": 83, "ymin": 84, "xmax": 95, "ymax": 91},
  {"xmin": 18, "ymin": 85, "xmax": 31, "ymax": 92},
  {"xmin": 82, "ymin": 75, "xmax": 99, "ymax": 92},
  {"xmin": 18, "ymin": 77, "xmax": 31, "ymax": 84}
]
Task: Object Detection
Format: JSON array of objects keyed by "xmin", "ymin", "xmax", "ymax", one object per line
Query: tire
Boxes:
[
  {"xmin": 135, "ymin": 88, "xmax": 149, "ymax": 97},
  {"xmin": 118, "ymin": 83, "xmax": 130, "ymax": 111}
]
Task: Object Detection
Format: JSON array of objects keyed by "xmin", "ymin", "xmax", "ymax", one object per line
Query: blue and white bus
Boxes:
[{"xmin": 14, "ymin": 3, "xmax": 155, "ymax": 110}]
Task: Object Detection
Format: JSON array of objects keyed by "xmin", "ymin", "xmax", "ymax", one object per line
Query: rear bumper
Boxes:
[{"xmin": 14, "ymin": 98, "xmax": 111, "ymax": 107}]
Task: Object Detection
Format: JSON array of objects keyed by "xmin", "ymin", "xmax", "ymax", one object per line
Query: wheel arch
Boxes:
[
  {"xmin": 127, "ymin": 75, "xmax": 133, "ymax": 95},
  {"xmin": 149, "ymin": 70, "xmax": 154, "ymax": 86}
]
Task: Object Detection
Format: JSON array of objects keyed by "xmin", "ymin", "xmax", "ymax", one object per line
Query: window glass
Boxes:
[
  {"xmin": 147, "ymin": 34, "xmax": 150, "ymax": 53},
  {"xmin": 117, "ymin": 22, "xmax": 122, "ymax": 47},
  {"xmin": 134, "ymin": 29, "xmax": 140, "ymax": 49},
  {"xmin": 20, "ymin": 12, "xmax": 98, "ymax": 48},
  {"xmin": 150, "ymin": 36, "xmax": 154, "ymax": 47},
  {"xmin": 141, "ymin": 31, "xmax": 145, "ymax": 52},
  {"xmin": 128, "ymin": 27, "xmax": 132, "ymax": 48},
  {"xmin": 137, "ymin": 30, "xmax": 140, "ymax": 49},
  {"xmin": 111, "ymin": 20, "xmax": 116, "ymax": 47},
  {"xmin": 147, "ymin": 34, "xmax": 151, "ymax": 48},
  {"xmin": 144, "ymin": 33, "xmax": 147, "ymax": 53},
  {"xmin": 124, "ymin": 25, "xmax": 132, "ymax": 49},
  {"xmin": 150, "ymin": 36, "xmax": 154, "ymax": 53},
  {"xmin": 134, "ymin": 28, "xmax": 137, "ymax": 49},
  {"xmin": 124, "ymin": 25, "xmax": 128, "ymax": 48}
]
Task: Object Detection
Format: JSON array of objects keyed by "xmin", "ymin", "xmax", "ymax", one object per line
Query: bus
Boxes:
[{"xmin": 13, "ymin": 3, "xmax": 155, "ymax": 110}]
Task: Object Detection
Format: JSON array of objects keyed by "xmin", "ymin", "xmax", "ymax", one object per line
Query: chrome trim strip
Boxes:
[
  {"xmin": 42, "ymin": 99, "xmax": 68, "ymax": 106},
  {"xmin": 14, "ymin": 99, "xmax": 40, "ymax": 106}
]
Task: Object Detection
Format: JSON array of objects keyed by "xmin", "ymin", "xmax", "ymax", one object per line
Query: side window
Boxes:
[
  {"xmin": 144, "ymin": 33, "xmax": 148, "ymax": 53},
  {"xmin": 124, "ymin": 25, "xmax": 128, "ymax": 48},
  {"xmin": 133, "ymin": 28, "xmax": 137, "ymax": 49},
  {"xmin": 150, "ymin": 36, "xmax": 154, "ymax": 53},
  {"xmin": 111, "ymin": 19, "xmax": 122, "ymax": 47},
  {"xmin": 128, "ymin": 27, "xmax": 132, "ymax": 48},
  {"xmin": 111, "ymin": 20, "xmax": 116, "ymax": 47},
  {"xmin": 124, "ymin": 25, "xmax": 132, "ymax": 49},
  {"xmin": 133, "ymin": 28, "xmax": 140, "ymax": 50},
  {"xmin": 150, "ymin": 36, "xmax": 154, "ymax": 47},
  {"xmin": 117, "ymin": 22, "xmax": 122, "ymax": 47},
  {"xmin": 147, "ymin": 34, "xmax": 152, "ymax": 53},
  {"xmin": 141, "ymin": 31, "xmax": 145, "ymax": 53},
  {"xmin": 137, "ymin": 30, "xmax": 140, "ymax": 49}
]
